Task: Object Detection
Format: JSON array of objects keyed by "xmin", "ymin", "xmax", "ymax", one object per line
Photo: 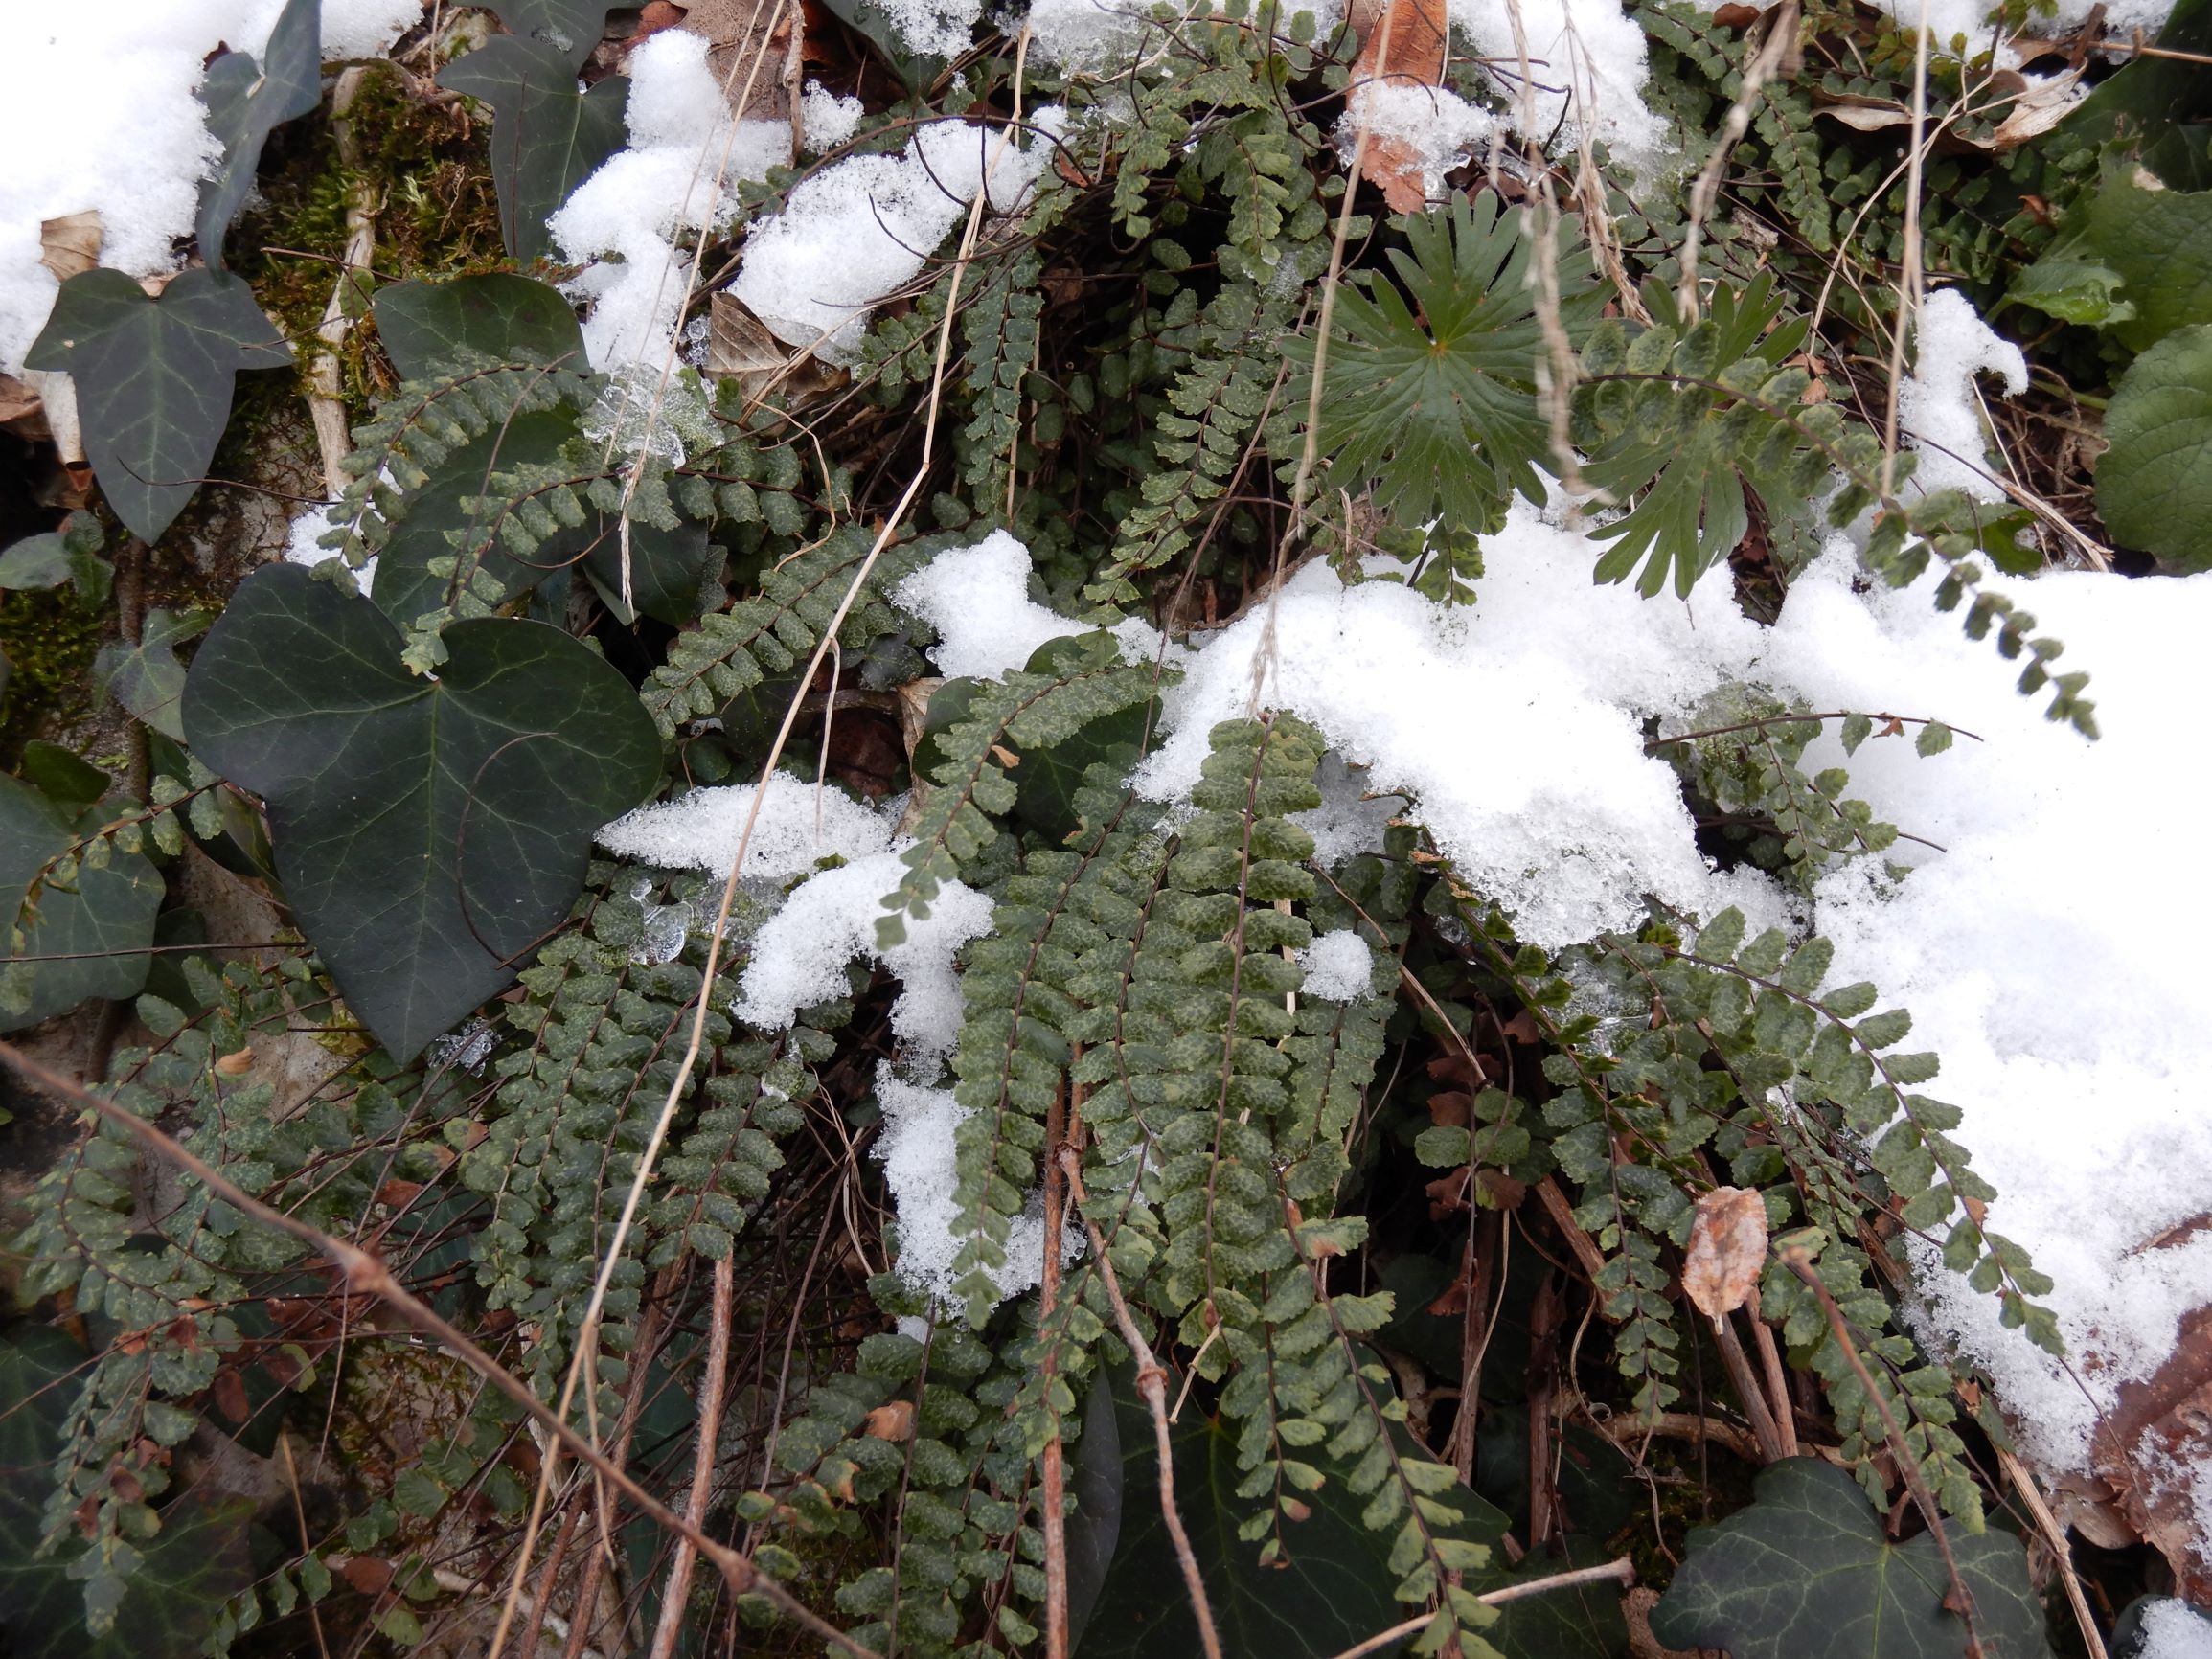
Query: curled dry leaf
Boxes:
[
  {"xmin": 214, "ymin": 1046, "xmax": 255, "ymax": 1076},
  {"xmin": 865, "ymin": 1398, "xmax": 917, "ymax": 1442},
  {"xmin": 39, "ymin": 211, "xmax": 103, "ymax": 284},
  {"xmin": 1683, "ymin": 1186, "xmax": 1769, "ymax": 1322}
]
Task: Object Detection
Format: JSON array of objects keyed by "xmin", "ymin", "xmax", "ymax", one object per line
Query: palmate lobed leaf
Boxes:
[
  {"xmin": 1292, "ymin": 192, "xmax": 1602, "ymax": 534},
  {"xmin": 25, "ymin": 268, "xmax": 291, "ymax": 542},
  {"xmin": 182, "ymin": 563, "xmax": 662, "ymax": 1060}
]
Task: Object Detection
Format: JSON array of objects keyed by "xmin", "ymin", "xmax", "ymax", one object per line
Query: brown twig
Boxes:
[
  {"xmin": 1711, "ymin": 1312, "xmax": 1790, "ymax": 1465},
  {"xmin": 1748, "ymin": 1314, "xmax": 1801, "ymax": 1459},
  {"xmin": 647, "ymin": 1252, "xmax": 738, "ymax": 1659},
  {"xmin": 0, "ymin": 1038, "xmax": 881, "ymax": 1659},
  {"xmin": 1322, "ymin": 1557, "xmax": 1638, "ymax": 1659},
  {"xmin": 1781, "ymin": 1246, "xmax": 1983, "ymax": 1657},
  {"xmin": 1059, "ymin": 1148, "xmax": 1223, "ymax": 1659}
]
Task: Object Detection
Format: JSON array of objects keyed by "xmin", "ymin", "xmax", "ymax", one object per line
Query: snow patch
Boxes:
[
  {"xmin": 1899, "ymin": 288, "xmax": 2026, "ymax": 503},
  {"xmin": 1338, "ymin": 82, "xmax": 1497, "ymax": 207},
  {"xmin": 727, "ymin": 111, "xmax": 1062, "ymax": 362},
  {"xmin": 1446, "ymin": 0, "xmax": 1666, "ymax": 168},
  {"xmin": 1297, "ymin": 929, "xmax": 1378, "ymax": 1001},
  {"xmin": 598, "ymin": 776, "xmax": 899, "ymax": 878},
  {"xmin": 546, "ymin": 28, "xmax": 789, "ymax": 370},
  {"xmin": 800, "ymin": 80, "xmax": 866, "ymax": 152}
]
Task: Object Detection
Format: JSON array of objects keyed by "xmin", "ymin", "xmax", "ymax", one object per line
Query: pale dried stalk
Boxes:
[
  {"xmin": 1998, "ymin": 1446, "xmax": 2109, "ymax": 1659},
  {"xmin": 1880, "ymin": 0, "xmax": 1934, "ymax": 498},
  {"xmin": 1323, "ymin": 1557, "xmax": 1637, "ymax": 1659},
  {"xmin": 1246, "ymin": 0, "xmax": 1395, "ymax": 717},
  {"xmin": 307, "ymin": 67, "xmax": 376, "ymax": 498},
  {"xmin": 1676, "ymin": 1, "xmax": 1799, "ymax": 319},
  {"xmin": 1038, "ymin": 1079, "xmax": 1072, "ymax": 1659},
  {"xmin": 0, "ymin": 1039, "xmax": 879, "ymax": 1659},
  {"xmin": 1748, "ymin": 1311, "xmax": 1800, "ymax": 1458},
  {"xmin": 647, "ymin": 1252, "xmax": 738, "ymax": 1659},
  {"xmin": 1711, "ymin": 1311, "xmax": 1790, "ymax": 1464},
  {"xmin": 1060, "ymin": 1148, "xmax": 1224, "ymax": 1659}
]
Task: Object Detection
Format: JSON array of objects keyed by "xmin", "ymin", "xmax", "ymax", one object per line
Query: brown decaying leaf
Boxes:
[
  {"xmin": 39, "ymin": 211, "xmax": 103, "ymax": 284},
  {"xmin": 865, "ymin": 1399, "xmax": 916, "ymax": 1442},
  {"xmin": 1682, "ymin": 1186, "xmax": 1769, "ymax": 1321},
  {"xmin": 705, "ymin": 290, "xmax": 850, "ymax": 402},
  {"xmin": 1344, "ymin": 0, "xmax": 1451, "ymax": 214}
]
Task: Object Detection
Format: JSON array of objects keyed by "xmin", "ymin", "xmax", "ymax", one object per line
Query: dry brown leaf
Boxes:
[
  {"xmin": 1345, "ymin": 0, "xmax": 1451, "ymax": 214},
  {"xmin": 1682, "ymin": 1186, "xmax": 1768, "ymax": 1321},
  {"xmin": 705, "ymin": 290, "xmax": 850, "ymax": 402},
  {"xmin": 865, "ymin": 1399, "xmax": 916, "ymax": 1443},
  {"xmin": 214, "ymin": 1046, "xmax": 255, "ymax": 1076},
  {"xmin": 39, "ymin": 211, "xmax": 103, "ymax": 284},
  {"xmin": 1985, "ymin": 66, "xmax": 2087, "ymax": 148}
]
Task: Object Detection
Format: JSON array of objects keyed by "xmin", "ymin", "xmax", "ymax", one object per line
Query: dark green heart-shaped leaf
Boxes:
[
  {"xmin": 195, "ymin": 0, "xmax": 322, "ymax": 266},
  {"xmin": 1013, "ymin": 633, "xmax": 1156, "ymax": 845},
  {"xmin": 441, "ymin": 38, "xmax": 629, "ymax": 265},
  {"xmin": 1076, "ymin": 1363, "xmax": 1510, "ymax": 1659},
  {"xmin": 19, "ymin": 743, "xmax": 112, "ymax": 814},
  {"xmin": 2097, "ymin": 324, "xmax": 2212, "ymax": 573},
  {"xmin": 24, "ymin": 269, "xmax": 290, "ymax": 542},
  {"xmin": 1470, "ymin": 1539, "xmax": 1632, "ymax": 1659},
  {"xmin": 0, "ymin": 1329, "xmax": 257, "ymax": 1659},
  {"xmin": 0, "ymin": 512, "xmax": 110, "ymax": 602},
  {"xmin": 581, "ymin": 512, "xmax": 720, "ymax": 626},
  {"xmin": 374, "ymin": 273, "xmax": 587, "ymax": 379},
  {"xmin": 1649, "ymin": 1459, "xmax": 2053, "ymax": 1659},
  {"xmin": 95, "ymin": 609, "xmax": 209, "ymax": 742},
  {"xmin": 1, "ymin": 776, "xmax": 161, "ymax": 1033},
  {"xmin": 487, "ymin": 0, "xmax": 621, "ymax": 68},
  {"xmin": 182, "ymin": 563, "xmax": 662, "ymax": 1059}
]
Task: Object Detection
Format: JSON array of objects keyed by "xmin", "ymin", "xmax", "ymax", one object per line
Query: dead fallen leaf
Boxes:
[
  {"xmin": 865, "ymin": 1399, "xmax": 916, "ymax": 1442},
  {"xmin": 1345, "ymin": 0, "xmax": 1452, "ymax": 214},
  {"xmin": 215, "ymin": 1046, "xmax": 255, "ymax": 1076},
  {"xmin": 1711, "ymin": 2, "xmax": 1761, "ymax": 24},
  {"xmin": 1425, "ymin": 1089, "xmax": 1471, "ymax": 1127},
  {"xmin": 339, "ymin": 1555, "xmax": 394, "ymax": 1595},
  {"xmin": 706, "ymin": 290, "xmax": 850, "ymax": 403},
  {"xmin": 39, "ymin": 211, "xmax": 103, "ymax": 284},
  {"xmin": 1682, "ymin": 1186, "xmax": 1768, "ymax": 1321}
]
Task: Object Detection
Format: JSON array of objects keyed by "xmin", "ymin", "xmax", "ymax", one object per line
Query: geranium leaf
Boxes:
[
  {"xmin": 1649, "ymin": 1460, "xmax": 2052, "ymax": 1659},
  {"xmin": 181, "ymin": 563, "xmax": 662, "ymax": 1059},
  {"xmin": 23, "ymin": 269, "xmax": 290, "ymax": 542},
  {"xmin": 373, "ymin": 273, "xmax": 587, "ymax": 379},
  {"xmin": 195, "ymin": 0, "xmax": 323, "ymax": 267},
  {"xmin": 2096, "ymin": 323, "xmax": 2212, "ymax": 573},
  {"xmin": 440, "ymin": 37, "xmax": 629, "ymax": 265}
]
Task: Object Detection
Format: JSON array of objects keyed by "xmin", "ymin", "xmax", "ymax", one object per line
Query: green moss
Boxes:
[{"xmin": 0, "ymin": 587, "xmax": 104, "ymax": 767}]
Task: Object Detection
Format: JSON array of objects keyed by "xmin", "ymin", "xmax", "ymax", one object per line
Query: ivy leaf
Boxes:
[
  {"xmin": 24, "ymin": 269, "xmax": 290, "ymax": 542},
  {"xmin": 1292, "ymin": 192, "xmax": 1601, "ymax": 534},
  {"xmin": 1470, "ymin": 1539, "xmax": 1632, "ymax": 1658},
  {"xmin": 19, "ymin": 743, "xmax": 112, "ymax": 814},
  {"xmin": 373, "ymin": 274, "xmax": 587, "ymax": 379},
  {"xmin": 0, "ymin": 1329, "xmax": 256, "ymax": 1659},
  {"xmin": 1, "ymin": 775, "xmax": 161, "ymax": 1033},
  {"xmin": 195, "ymin": 0, "xmax": 322, "ymax": 267},
  {"xmin": 441, "ymin": 38, "xmax": 629, "ymax": 265},
  {"xmin": 486, "ymin": 0, "xmax": 620, "ymax": 68},
  {"xmin": 0, "ymin": 512, "xmax": 110, "ymax": 604},
  {"xmin": 2095, "ymin": 324, "xmax": 2212, "ymax": 573},
  {"xmin": 1649, "ymin": 1459, "xmax": 2053, "ymax": 1659},
  {"xmin": 181, "ymin": 563, "xmax": 662, "ymax": 1060},
  {"xmin": 95, "ymin": 609, "xmax": 210, "ymax": 741}
]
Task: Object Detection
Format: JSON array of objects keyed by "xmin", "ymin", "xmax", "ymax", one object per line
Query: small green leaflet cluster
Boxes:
[
  {"xmin": 8, "ymin": 956, "xmax": 410, "ymax": 1635},
  {"xmin": 460, "ymin": 869, "xmax": 829, "ymax": 1402}
]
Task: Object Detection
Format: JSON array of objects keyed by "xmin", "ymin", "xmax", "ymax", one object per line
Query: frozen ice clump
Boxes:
[
  {"xmin": 732, "ymin": 852, "xmax": 992, "ymax": 1064},
  {"xmin": 1132, "ymin": 498, "xmax": 1766, "ymax": 948},
  {"xmin": 324, "ymin": 0, "xmax": 426, "ymax": 57},
  {"xmin": 1338, "ymin": 83, "xmax": 1496, "ymax": 205},
  {"xmin": 598, "ymin": 775, "xmax": 898, "ymax": 878},
  {"xmin": 1292, "ymin": 754, "xmax": 1405, "ymax": 867},
  {"xmin": 1297, "ymin": 929, "xmax": 1378, "ymax": 1001},
  {"xmin": 893, "ymin": 528, "xmax": 1163, "ymax": 680},
  {"xmin": 1898, "ymin": 288, "xmax": 2026, "ymax": 503},
  {"xmin": 1445, "ymin": 0, "xmax": 1666, "ymax": 168},
  {"xmin": 547, "ymin": 29, "xmax": 790, "ymax": 370},
  {"xmin": 728, "ymin": 110, "xmax": 1063, "ymax": 362},
  {"xmin": 873, "ymin": 1065, "xmax": 1082, "ymax": 1308}
]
